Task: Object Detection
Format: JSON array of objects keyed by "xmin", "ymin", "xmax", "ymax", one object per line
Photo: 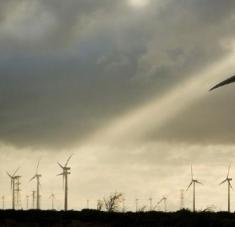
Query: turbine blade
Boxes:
[
  {"xmin": 186, "ymin": 181, "xmax": 193, "ymax": 191},
  {"xmin": 36, "ymin": 159, "xmax": 40, "ymax": 174},
  {"xmin": 65, "ymin": 154, "xmax": 73, "ymax": 167},
  {"xmin": 57, "ymin": 162, "xmax": 64, "ymax": 169},
  {"xmin": 13, "ymin": 167, "xmax": 20, "ymax": 176},
  {"xmin": 227, "ymin": 163, "xmax": 231, "ymax": 178},
  {"xmin": 219, "ymin": 179, "xmax": 227, "ymax": 185},
  {"xmin": 29, "ymin": 175, "xmax": 36, "ymax": 182},
  {"xmin": 157, "ymin": 198, "xmax": 164, "ymax": 205},
  {"xmin": 6, "ymin": 171, "xmax": 12, "ymax": 178},
  {"xmin": 210, "ymin": 75, "xmax": 235, "ymax": 91},
  {"xmin": 195, "ymin": 180, "xmax": 203, "ymax": 185},
  {"xmin": 229, "ymin": 182, "xmax": 233, "ymax": 191},
  {"xmin": 191, "ymin": 165, "xmax": 193, "ymax": 180}
]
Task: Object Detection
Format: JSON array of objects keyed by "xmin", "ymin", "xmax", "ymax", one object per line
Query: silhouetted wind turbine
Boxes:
[
  {"xmin": 157, "ymin": 196, "xmax": 167, "ymax": 212},
  {"xmin": 210, "ymin": 75, "xmax": 235, "ymax": 91},
  {"xmin": 57, "ymin": 154, "xmax": 73, "ymax": 211},
  {"xmin": 30, "ymin": 160, "xmax": 42, "ymax": 210},
  {"xmin": 186, "ymin": 165, "xmax": 202, "ymax": 212},
  {"xmin": 6, "ymin": 167, "xmax": 19, "ymax": 209},
  {"xmin": 220, "ymin": 163, "xmax": 233, "ymax": 212}
]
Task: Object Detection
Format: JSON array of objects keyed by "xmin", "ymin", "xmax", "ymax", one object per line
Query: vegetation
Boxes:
[{"xmin": 0, "ymin": 209, "xmax": 235, "ymax": 226}]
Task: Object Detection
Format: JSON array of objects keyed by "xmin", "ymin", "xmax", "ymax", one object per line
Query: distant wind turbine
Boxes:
[
  {"xmin": 186, "ymin": 165, "xmax": 202, "ymax": 212},
  {"xmin": 210, "ymin": 75, "xmax": 235, "ymax": 91},
  {"xmin": 57, "ymin": 154, "xmax": 73, "ymax": 211},
  {"xmin": 219, "ymin": 163, "xmax": 233, "ymax": 212},
  {"xmin": 157, "ymin": 196, "xmax": 167, "ymax": 212},
  {"xmin": 6, "ymin": 167, "xmax": 20, "ymax": 209},
  {"xmin": 30, "ymin": 160, "xmax": 42, "ymax": 210}
]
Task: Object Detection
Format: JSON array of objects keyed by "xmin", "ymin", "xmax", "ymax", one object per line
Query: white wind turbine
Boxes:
[
  {"xmin": 57, "ymin": 155, "xmax": 73, "ymax": 211},
  {"xmin": 186, "ymin": 165, "xmax": 202, "ymax": 212},
  {"xmin": 219, "ymin": 163, "xmax": 233, "ymax": 212},
  {"xmin": 30, "ymin": 160, "xmax": 42, "ymax": 210},
  {"xmin": 6, "ymin": 167, "xmax": 20, "ymax": 209}
]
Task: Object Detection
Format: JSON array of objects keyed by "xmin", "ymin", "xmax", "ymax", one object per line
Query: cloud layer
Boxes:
[{"xmin": 0, "ymin": 0, "xmax": 235, "ymax": 148}]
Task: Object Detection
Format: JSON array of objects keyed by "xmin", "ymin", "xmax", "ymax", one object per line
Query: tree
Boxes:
[
  {"xmin": 97, "ymin": 200, "xmax": 103, "ymax": 211},
  {"xmin": 103, "ymin": 192, "xmax": 123, "ymax": 212}
]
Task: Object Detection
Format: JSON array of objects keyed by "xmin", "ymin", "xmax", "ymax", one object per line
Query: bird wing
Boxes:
[{"xmin": 210, "ymin": 75, "xmax": 235, "ymax": 91}]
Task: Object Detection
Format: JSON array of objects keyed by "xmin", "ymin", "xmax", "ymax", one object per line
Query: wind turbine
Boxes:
[
  {"xmin": 6, "ymin": 167, "xmax": 19, "ymax": 209},
  {"xmin": 210, "ymin": 75, "xmax": 235, "ymax": 91},
  {"xmin": 186, "ymin": 165, "xmax": 202, "ymax": 212},
  {"xmin": 219, "ymin": 163, "xmax": 233, "ymax": 212},
  {"xmin": 30, "ymin": 160, "xmax": 42, "ymax": 210},
  {"xmin": 57, "ymin": 154, "xmax": 73, "ymax": 211},
  {"xmin": 157, "ymin": 196, "xmax": 167, "ymax": 212}
]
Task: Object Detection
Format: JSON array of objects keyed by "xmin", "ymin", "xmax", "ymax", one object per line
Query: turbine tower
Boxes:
[
  {"xmin": 219, "ymin": 163, "xmax": 233, "ymax": 212},
  {"xmin": 6, "ymin": 167, "xmax": 19, "ymax": 209},
  {"xmin": 30, "ymin": 160, "xmax": 42, "ymax": 210},
  {"xmin": 57, "ymin": 154, "xmax": 73, "ymax": 211},
  {"xmin": 186, "ymin": 165, "xmax": 202, "ymax": 212}
]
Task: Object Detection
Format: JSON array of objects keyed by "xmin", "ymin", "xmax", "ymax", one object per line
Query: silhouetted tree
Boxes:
[
  {"xmin": 97, "ymin": 200, "xmax": 103, "ymax": 211},
  {"xmin": 103, "ymin": 192, "xmax": 123, "ymax": 212}
]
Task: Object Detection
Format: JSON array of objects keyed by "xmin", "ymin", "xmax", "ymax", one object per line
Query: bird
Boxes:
[{"xmin": 210, "ymin": 75, "xmax": 235, "ymax": 91}]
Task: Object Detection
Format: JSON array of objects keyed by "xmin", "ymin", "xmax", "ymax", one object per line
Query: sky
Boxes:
[{"xmin": 1, "ymin": 0, "xmax": 235, "ymax": 211}]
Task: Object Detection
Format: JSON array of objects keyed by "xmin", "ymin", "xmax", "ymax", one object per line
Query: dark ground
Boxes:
[{"xmin": 0, "ymin": 209, "xmax": 235, "ymax": 227}]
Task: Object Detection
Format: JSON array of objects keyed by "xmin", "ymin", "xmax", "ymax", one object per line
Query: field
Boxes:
[{"xmin": 0, "ymin": 210, "xmax": 235, "ymax": 227}]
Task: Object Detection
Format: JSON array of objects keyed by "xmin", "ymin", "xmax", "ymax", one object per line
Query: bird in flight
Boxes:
[{"xmin": 210, "ymin": 75, "xmax": 235, "ymax": 91}]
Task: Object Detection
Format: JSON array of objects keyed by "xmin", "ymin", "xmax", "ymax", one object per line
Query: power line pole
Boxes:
[
  {"xmin": 122, "ymin": 198, "xmax": 126, "ymax": 212},
  {"xmin": 32, "ymin": 191, "xmax": 36, "ymax": 209},
  {"xmin": 149, "ymin": 197, "xmax": 153, "ymax": 211},
  {"xmin": 180, "ymin": 189, "xmax": 184, "ymax": 210},
  {"xmin": 135, "ymin": 198, "xmax": 138, "ymax": 212},
  {"xmin": 26, "ymin": 195, "xmax": 29, "ymax": 210},
  {"xmin": 15, "ymin": 176, "xmax": 22, "ymax": 209},
  {"xmin": 86, "ymin": 199, "xmax": 89, "ymax": 209},
  {"xmin": 2, "ymin": 196, "xmax": 4, "ymax": 209},
  {"xmin": 50, "ymin": 193, "xmax": 55, "ymax": 210}
]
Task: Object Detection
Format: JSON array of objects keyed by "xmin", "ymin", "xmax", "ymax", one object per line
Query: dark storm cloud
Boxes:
[{"xmin": 0, "ymin": 0, "xmax": 235, "ymax": 148}]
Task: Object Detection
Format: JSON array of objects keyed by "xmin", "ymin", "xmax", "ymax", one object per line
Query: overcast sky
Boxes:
[{"xmin": 1, "ymin": 0, "xmax": 235, "ymax": 211}]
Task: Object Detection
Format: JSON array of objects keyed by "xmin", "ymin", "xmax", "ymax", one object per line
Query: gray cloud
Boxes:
[{"xmin": 0, "ymin": 0, "xmax": 235, "ymax": 148}]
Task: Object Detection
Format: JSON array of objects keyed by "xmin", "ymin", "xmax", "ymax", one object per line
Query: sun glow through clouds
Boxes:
[{"xmin": 128, "ymin": 0, "xmax": 149, "ymax": 8}]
